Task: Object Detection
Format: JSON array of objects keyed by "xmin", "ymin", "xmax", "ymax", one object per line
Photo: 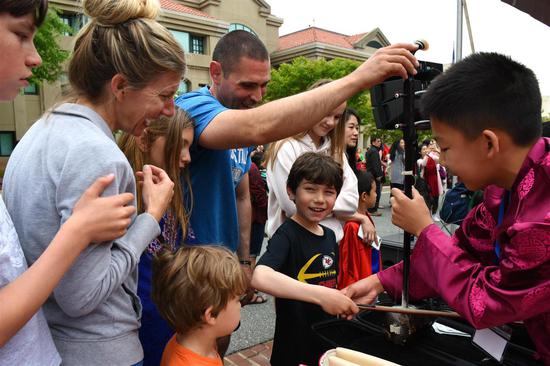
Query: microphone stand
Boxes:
[
  {"xmin": 367, "ymin": 45, "xmax": 447, "ymax": 344},
  {"xmin": 381, "ymin": 69, "xmax": 422, "ymax": 347},
  {"xmin": 400, "ymin": 73, "xmax": 418, "ymax": 309}
]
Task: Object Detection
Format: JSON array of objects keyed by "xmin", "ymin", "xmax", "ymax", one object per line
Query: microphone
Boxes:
[{"xmin": 413, "ymin": 39, "xmax": 429, "ymax": 55}]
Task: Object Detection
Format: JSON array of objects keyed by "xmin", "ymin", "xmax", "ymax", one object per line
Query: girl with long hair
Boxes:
[
  {"xmin": 341, "ymin": 107, "xmax": 361, "ymax": 175},
  {"xmin": 389, "ymin": 138, "xmax": 406, "ymax": 191},
  {"xmin": 119, "ymin": 107, "xmax": 194, "ymax": 366}
]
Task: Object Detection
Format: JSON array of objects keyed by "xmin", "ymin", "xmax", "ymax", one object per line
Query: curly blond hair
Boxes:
[{"xmin": 152, "ymin": 245, "xmax": 247, "ymax": 335}]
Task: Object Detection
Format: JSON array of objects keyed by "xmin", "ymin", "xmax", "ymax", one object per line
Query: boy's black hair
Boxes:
[
  {"xmin": 356, "ymin": 171, "xmax": 375, "ymax": 196},
  {"xmin": 212, "ymin": 30, "xmax": 269, "ymax": 76},
  {"xmin": 421, "ymin": 52, "xmax": 542, "ymax": 146},
  {"xmin": 287, "ymin": 152, "xmax": 343, "ymax": 195},
  {"xmin": 0, "ymin": 0, "xmax": 48, "ymax": 27},
  {"xmin": 543, "ymin": 122, "xmax": 550, "ymax": 138},
  {"xmin": 251, "ymin": 151, "xmax": 264, "ymax": 167}
]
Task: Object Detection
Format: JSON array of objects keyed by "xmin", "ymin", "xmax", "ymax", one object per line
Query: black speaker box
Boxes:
[{"xmin": 370, "ymin": 61, "xmax": 443, "ymax": 130}]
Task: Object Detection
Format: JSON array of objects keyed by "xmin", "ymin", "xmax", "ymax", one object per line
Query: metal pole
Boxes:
[
  {"xmin": 464, "ymin": 0, "xmax": 476, "ymax": 53},
  {"xmin": 357, "ymin": 304, "xmax": 461, "ymax": 318},
  {"xmin": 456, "ymin": 0, "xmax": 464, "ymax": 62},
  {"xmin": 400, "ymin": 75, "xmax": 416, "ymax": 309}
]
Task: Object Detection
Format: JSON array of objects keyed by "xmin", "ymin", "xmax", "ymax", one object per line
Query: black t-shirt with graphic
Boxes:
[{"xmin": 257, "ymin": 219, "xmax": 338, "ymax": 366}]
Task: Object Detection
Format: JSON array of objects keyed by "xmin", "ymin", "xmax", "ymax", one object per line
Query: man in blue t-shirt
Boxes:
[
  {"xmin": 176, "ymin": 31, "xmax": 271, "ymax": 276},
  {"xmin": 177, "ymin": 84, "xmax": 255, "ymax": 256}
]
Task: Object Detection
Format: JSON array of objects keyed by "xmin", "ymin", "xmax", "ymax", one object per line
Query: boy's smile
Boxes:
[{"xmin": 288, "ymin": 180, "xmax": 338, "ymax": 229}]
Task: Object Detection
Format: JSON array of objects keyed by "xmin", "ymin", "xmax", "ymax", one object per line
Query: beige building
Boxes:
[
  {"xmin": 271, "ymin": 26, "xmax": 390, "ymax": 67},
  {"xmin": 0, "ymin": 0, "xmax": 391, "ymax": 170},
  {"xmin": 0, "ymin": 0, "xmax": 283, "ymax": 167},
  {"xmin": 270, "ymin": 26, "xmax": 390, "ymax": 149}
]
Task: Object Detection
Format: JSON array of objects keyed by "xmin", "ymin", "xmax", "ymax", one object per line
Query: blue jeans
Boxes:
[{"xmin": 131, "ymin": 361, "xmax": 143, "ymax": 366}]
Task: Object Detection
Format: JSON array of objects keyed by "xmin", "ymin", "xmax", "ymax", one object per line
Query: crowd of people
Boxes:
[{"xmin": 1, "ymin": 0, "xmax": 549, "ymax": 366}]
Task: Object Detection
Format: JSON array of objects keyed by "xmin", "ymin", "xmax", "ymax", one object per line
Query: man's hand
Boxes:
[
  {"xmin": 72, "ymin": 174, "xmax": 136, "ymax": 243},
  {"xmin": 138, "ymin": 165, "xmax": 174, "ymax": 222},
  {"xmin": 390, "ymin": 187, "xmax": 433, "ymax": 237},
  {"xmin": 351, "ymin": 43, "xmax": 420, "ymax": 89},
  {"xmin": 341, "ymin": 274, "xmax": 384, "ymax": 306}
]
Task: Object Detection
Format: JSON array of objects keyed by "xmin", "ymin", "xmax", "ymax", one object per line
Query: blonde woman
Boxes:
[
  {"xmin": 119, "ymin": 107, "xmax": 194, "ymax": 366},
  {"xmin": 3, "ymin": 0, "xmax": 186, "ymax": 364}
]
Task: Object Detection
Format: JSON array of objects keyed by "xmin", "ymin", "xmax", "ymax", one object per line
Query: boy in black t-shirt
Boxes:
[{"xmin": 252, "ymin": 152, "xmax": 359, "ymax": 366}]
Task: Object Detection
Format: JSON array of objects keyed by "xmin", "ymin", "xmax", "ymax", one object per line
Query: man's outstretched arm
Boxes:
[{"xmin": 200, "ymin": 43, "xmax": 420, "ymax": 149}]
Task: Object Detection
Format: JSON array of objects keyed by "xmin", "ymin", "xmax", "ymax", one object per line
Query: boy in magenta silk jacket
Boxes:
[{"xmin": 343, "ymin": 52, "xmax": 550, "ymax": 365}]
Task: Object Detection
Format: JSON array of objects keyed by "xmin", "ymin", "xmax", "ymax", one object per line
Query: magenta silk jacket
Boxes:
[{"xmin": 379, "ymin": 137, "xmax": 550, "ymax": 364}]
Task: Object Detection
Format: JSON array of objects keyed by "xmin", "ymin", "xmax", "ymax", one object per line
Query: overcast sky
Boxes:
[{"xmin": 269, "ymin": 0, "xmax": 550, "ymax": 96}]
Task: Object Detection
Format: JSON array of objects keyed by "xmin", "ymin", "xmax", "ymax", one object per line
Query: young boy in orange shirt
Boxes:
[{"xmin": 152, "ymin": 246, "xmax": 247, "ymax": 366}]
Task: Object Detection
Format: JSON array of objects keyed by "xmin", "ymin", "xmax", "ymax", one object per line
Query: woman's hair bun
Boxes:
[{"xmin": 83, "ymin": 0, "xmax": 160, "ymax": 26}]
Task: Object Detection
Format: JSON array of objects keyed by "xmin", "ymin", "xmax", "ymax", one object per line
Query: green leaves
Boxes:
[
  {"xmin": 30, "ymin": 8, "xmax": 72, "ymax": 84},
  {"xmin": 266, "ymin": 57, "xmax": 359, "ymax": 102}
]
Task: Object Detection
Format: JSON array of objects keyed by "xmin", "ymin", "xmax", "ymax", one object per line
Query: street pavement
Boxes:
[{"xmin": 227, "ymin": 186, "xmax": 403, "ymax": 354}]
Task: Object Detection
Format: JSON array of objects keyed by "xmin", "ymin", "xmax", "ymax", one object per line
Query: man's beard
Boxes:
[
  {"xmin": 228, "ymin": 98, "xmax": 256, "ymax": 110},
  {"xmin": 218, "ymin": 91, "xmax": 257, "ymax": 110}
]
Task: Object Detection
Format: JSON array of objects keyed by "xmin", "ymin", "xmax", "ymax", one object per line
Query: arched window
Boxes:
[{"xmin": 228, "ymin": 23, "xmax": 257, "ymax": 36}]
